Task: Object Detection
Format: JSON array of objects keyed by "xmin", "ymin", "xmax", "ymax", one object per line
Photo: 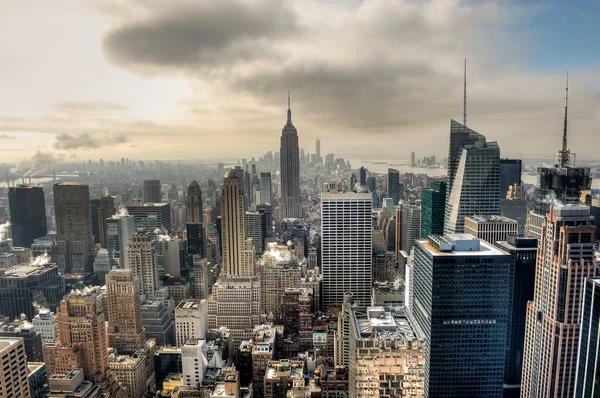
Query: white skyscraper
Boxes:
[
  {"xmin": 321, "ymin": 190, "xmax": 372, "ymax": 309},
  {"xmin": 444, "ymin": 129, "xmax": 501, "ymax": 234},
  {"xmin": 182, "ymin": 338, "xmax": 208, "ymax": 387},
  {"xmin": 175, "ymin": 299, "xmax": 207, "ymax": 347}
]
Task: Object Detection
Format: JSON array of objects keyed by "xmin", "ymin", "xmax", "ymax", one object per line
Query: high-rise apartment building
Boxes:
[
  {"xmin": 444, "ymin": 129, "xmax": 501, "ymax": 234},
  {"xmin": 106, "ymin": 269, "xmax": 146, "ymax": 355},
  {"xmin": 54, "ymin": 182, "xmax": 94, "ymax": 273},
  {"xmin": 387, "ymin": 168, "xmax": 401, "ymax": 205},
  {"xmin": 421, "ymin": 181, "xmax": 446, "ymax": 239},
  {"xmin": 412, "ymin": 234, "xmax": 512, "ymax": 397},
  {"xmin": 220, "ymin": 172, "xmax": 255, "ymax": 277},
  {"xmin": 464, "ymin": 215, "xmax": 518, "ymax": 244},
  {"xmin": 0, "ymin": 261, "xmax": 64, "ymax": 319},
  {"xmin": 348, "ymin": 306, "xmax": 425, "ymax": 397},
  {"xmin": 279, "ymin": 95, "xmax": 301, "ymax": 219},
  {"xmin": 8, "ymin": 185, "xmax": 47, "ymax": 248},
  {"xmin": 499, "ymin": 159, "xmax": 522, "ymax": 198},
  {"xmin": 127, "ymin": 231, "xmax": 159, "ymax": 297},
  {"xmin": 126, "ymin": 203, "xmax": 171, "ymax": 239},
  {"xmin": 0, "ymin": 338, "xmax": 31, "ymax": 398},
  {"xmin": 142, "ymin": 179, "xmax": 161, "ymax": 203},
  {"xmin": 495, "ymin": 236, "xmax": 537, "ymax": 396},
  {"xmin": 400, "ymin": 204, "xmax": 421, "ymax": 254},
  {"xmin": 259, "ymin": 172, "xmax": 272, "ymax": 205},
  {"xmin": 321, "ymin": 191, "xmax": 372, "ymax": 309},
  {"xmin": 106, "ymin": 214, "xmax": 134, "ymax": 269},
  {"xmin": 521, "ymin": 205, "xmax": 596, "ymax": 398},
  {"xmin": 90, "ymin": 194, "xmax": 115, "ymax": 247},
  {"xmin": 46, "ymin": 287, "xmax": 109, "ymax": 383},
  {"xmin": 575, "ymin": 277, "xmax": 600, "ymax": 397}
]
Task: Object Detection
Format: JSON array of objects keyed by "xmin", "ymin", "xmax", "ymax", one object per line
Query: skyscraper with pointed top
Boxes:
[
  {"xmin": 526, "ymin": 76, "xmax": 591, "ymax": 239},
  {"xmin": 280, "ymin": 93, "xmax": 301, "ymax": 219}
]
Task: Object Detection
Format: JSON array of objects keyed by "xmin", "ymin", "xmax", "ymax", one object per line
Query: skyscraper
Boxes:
[
  {"xmin": 0, "ymin": 338, "xmax": 31, "ymax": 398},
  {"xmin": 126, "ymin": 203, "xmax": 171, "ymax": 239},
  {"xmin": 245, "ymin": 211, "xmax": 265, "ymax": 255},
  {"xmin": 446, "ymin": 119, "xmax": 486, "ymax": 194},
  {"xmin": 280, "ymin": 94, "xmax": 301, "ymax": 219},
  {"xmin": 46, "ymin": 287, "xmax": 108, "ymax": 383},
  {"xmin": 106, "ymin": 269, "xmax": 146, "ymax": 355},
  {"xmin": 221, "ymin": 172, "xmax": 255, "ymax": 277},
  {"xmin": 127, "ymin": 231, "xmax": 160, "ymax": 296},
  {"xmin": 444, "ymin": 126, "xmax": 501, "ymax": 234},
  {"xmin": 412, "ymin": 234, "xmax": 511, "ymax": 397},
  {"xmin": 8, "ymin": 185, "xmax": 47, "ymax": 248},
  {"xmin": 321, "ymin": 190, "xmax": 372, "ymax": 309},
  {"xmin": 421, "ymin": 181, "xmax": 446, "ymax": 239},
  {"xmin": 387, "ymin": 168, "xmax": 401, "ymax": 205},
  {"xmin": 527, "ymin": 81, "xmax": 591, "ymax": 240},
  {"xmin": 495, "ymin": 236, "xmax": 537, "ymax": 396},
  {"xmin": 315, "ymin": 138, "xmax": 321, "ymax": 162},
  {"xmin": 575, "ymin": 277, "xmax": 600, "ymax": 397},
  {"xmin": 521, "ymin": 205, "xmax": 596, "ymax": 397},
  {"xmin": 359, "ymin": 167, "xmax": 367, "ymax": 186},
  {"xmin": 106, "ymin": 214, "xmax": 135, "ymax": 269},
  {"xmin": 260, "ymin": 172, "xmax": 272, "ymax": 205},
  {"xmin": 90, "ymin": 193, "xmax": 115, "ymax": 247},
  {"xmin": 54, "ymin": 182, "xmax": 94, "ymax": 273},
  {"xmin": 400, "ymin": 204, "xmax": 421, "ymax": 254},
  {"xmin": 502, "ymin": 184, "xmax": 528, "ymax": 236},
  {"xmin": 142, "ymin": 179, "xmax": 161, "ymax": 203},
  {"xmin": 186, "ymin": 181, "xmax": 205, "ymax": 257},
  {"xmin": 464, "ymin": 215, "xmax": 518, "ymax": 243},
  {"xmin": 499, "ymin": 159, "xmax": 522, "ymax": 198}
]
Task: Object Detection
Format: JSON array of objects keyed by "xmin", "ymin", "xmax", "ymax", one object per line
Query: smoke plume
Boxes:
[
  {"xmin": 10, "ymin": 151, "xmax": 59, "ymax": 177},
  {"xmin": 0, "ymin": 221, "xmax": 10, "ymax": 242}
]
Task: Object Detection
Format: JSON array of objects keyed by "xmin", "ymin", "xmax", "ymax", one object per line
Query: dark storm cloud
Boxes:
[
  {"xmin": 102, "ymin": 0, "xmax": 298, "ymax": 70},
  {"xmin": 53, "ymin": 132, "xmax": 130, "ymax": 150}
]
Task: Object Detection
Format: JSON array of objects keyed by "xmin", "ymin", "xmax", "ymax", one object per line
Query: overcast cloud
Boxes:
[{"xmin": 1, "ymin": 0, "xmax": 599, "ymax": 163}]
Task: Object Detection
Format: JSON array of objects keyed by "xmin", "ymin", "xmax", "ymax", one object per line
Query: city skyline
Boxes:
[{"xmin": 2, "ymin": 0, "xmax": 600, "ymax": 165}]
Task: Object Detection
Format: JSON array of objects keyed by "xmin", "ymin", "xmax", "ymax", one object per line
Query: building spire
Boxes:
[
  {"xmin": 287, "ymin": 91, "xmax": 292, "ymax": 126},
  {"xmin": 559, "ymin": 73, "xmax": 570, "ymax": 167},
  {"xmin": 463, "ymin": 58, "xmax": 467, "ymax": 126}
]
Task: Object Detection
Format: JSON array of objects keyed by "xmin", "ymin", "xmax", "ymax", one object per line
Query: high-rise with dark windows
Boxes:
[
  {"xmin": 387, "ymin": 168, "xmax": 401, "ymax": 205},
  {"xmin": 499, "ymin": 159, "xmax": 522, "ymax": 198},
  {"xmin": 575, "ymin": 277, "xmax": 600, "ymax": 397},
  {"xmin": 412, "ymin": 234, "xmax": 512, "ymax": 397},
  {"xmin": 8, "ymin": 185, "xmax": 47, "ymax": 248},
  {"xmin": 142, "ymin": 179, "xmax": 161, "ymax": 203},
  {"xmin": 421, "ymin": 181, "xmax": 446, "ymax": 239}
]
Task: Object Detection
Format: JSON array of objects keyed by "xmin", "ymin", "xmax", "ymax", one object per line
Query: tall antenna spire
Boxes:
[
  {"xmin": 559, "ymin": 73, "xmax": 570, "ymax": 167},
  {"xmin": 286, "ymin": 91, "xmax": 292, "ymax": 126},
  {"xmin": 463, "ymin": 58, "xmax": 467, "ymax": 126}
]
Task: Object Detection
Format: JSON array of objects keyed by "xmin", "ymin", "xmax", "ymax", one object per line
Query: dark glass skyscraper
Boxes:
[
  {"xmin": 412, "ymin": 234, "xmax": 512, "ymax": 397},
  {"xmin": 359, "ymin": 167, "xmax": 367, "ymax": 186},
  {"xmin": 186, "ymin": 181, "xmax": 205, "ymax": 257},
  {"xmin": 142, "ymin": 179, "xmax": 161, "ymax": 203},
  {"xmin": 8, "ymin": 185, "xmax": 47, "ymax": 248},
  {"xmin": 447, "ymin": 119, "xmax": 486, "ymax": 194},
  {"xmin": 90, "ymin": 194, "xmax": 115, "ymax": 247},
  {"xmin": 387, "ymin": 168, "xmax": 401, "ymax": 205},
  {"xmin": 495, "ymin": 235, "xmax": 537, "ymax": 396},
  {"xmin": 420, "ymin": 181, "xmax": 446, "ymax": 239},
  {"xmin": 499, "ymin": 158, "xmax": 522, "ymax": 198},
  {"xmin": 279, "ymin": 94, "xmax": 301, "ymax": 218}
]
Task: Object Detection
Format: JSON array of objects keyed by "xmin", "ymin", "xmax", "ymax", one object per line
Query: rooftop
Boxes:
[
  {"xmin": 176, "ymin": 299, "xmax": 204, "ymax": 310},
  {"xmin": 1, "ymin": 262, "xmax": 57, "ymax": 278},
  {"xmin": 420, "ymin": 234, "xmax": 508, "ymax": 256},
  {"xmin": 351, "ymin": 306, "xmax": 419, "ymax": 340},
  {"xmin": 466, "ymin": 215, "xmax": 517, "ymax": 224}
]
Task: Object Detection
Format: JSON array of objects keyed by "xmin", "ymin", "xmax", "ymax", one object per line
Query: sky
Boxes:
[{"xmin": 1, "ymin": 0, "xmax": 599, "ymax": 166}]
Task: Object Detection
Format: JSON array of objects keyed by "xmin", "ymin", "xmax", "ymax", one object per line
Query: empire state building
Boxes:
[{"xmin": 280, "ymin": 94, "xmax": 301, "ymax": 218}]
